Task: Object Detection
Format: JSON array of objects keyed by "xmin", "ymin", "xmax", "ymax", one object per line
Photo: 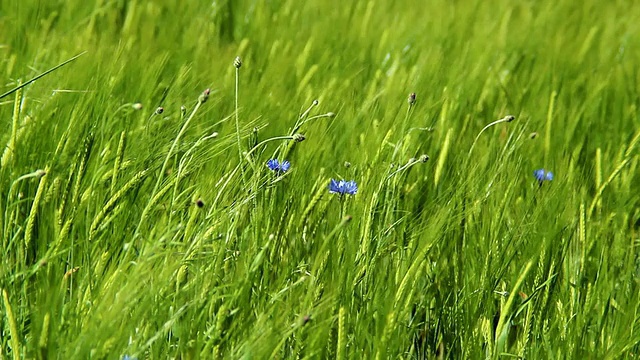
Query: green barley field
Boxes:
[{"xmin": 1, "ymin": 0, "xmax": 640, "ymax": 358}]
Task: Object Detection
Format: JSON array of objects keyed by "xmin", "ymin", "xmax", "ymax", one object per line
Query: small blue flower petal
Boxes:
[
  {"xmin": 267, "ymin": 159, "xmax": 291, "ymax": 173},
  {"xmin": 267, "ymin": 159, "xmax": 280, "ymax": 171},
  {"xmin": 329, "ymin": 179, "xmax": 341, "ymax": 193},
  {"xmin": 533, "ymin": 169, "xmax": 553, "ymax": 183},
  {"xmin": 328, "ymin": 179, "xmax": 358, "ymax": 195},
  {"xmin": 345, "ymin": 180, "xmax": 358, "ymax": 195}
]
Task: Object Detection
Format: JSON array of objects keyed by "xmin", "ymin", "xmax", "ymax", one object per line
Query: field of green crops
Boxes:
[{"xmin": 1, "ymin": 0, "xmax": 640, "ymax": 358}]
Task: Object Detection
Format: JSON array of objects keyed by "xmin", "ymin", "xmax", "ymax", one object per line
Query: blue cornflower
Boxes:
[
  {"xmin": 122, "ymin": 356, "xmax": 137, "ymax": 360},
  {"xmin": 533, "ymin": 169, "xmax": 553, "ymax": 184},
  {"xmin": 266, "ymin": 159, "xmax": 291, "ymax": 173},
  {"xmin": 329, "ymin": 179, "xmax": 358, "ymax": 195}
]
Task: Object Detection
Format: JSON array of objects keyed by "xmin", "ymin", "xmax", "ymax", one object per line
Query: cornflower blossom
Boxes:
[
  {"xmin": 328, "ymin": 179, "xmax": 358, "ymax": 195},
  {"xmin": 533, "ymin": 169, "xmax": 553, "ymax": 185},
  {"xmin": 266, "ymin": 159, "xmax": 291, "ymax": 173}
]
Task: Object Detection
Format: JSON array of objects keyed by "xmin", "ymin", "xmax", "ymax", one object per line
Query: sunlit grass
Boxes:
[{"xmin": 1, "ymin": 0, "xmax": 640, "ymax": 358}]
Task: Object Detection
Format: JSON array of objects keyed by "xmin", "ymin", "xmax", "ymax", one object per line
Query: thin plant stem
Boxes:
[
  {"xmin": 245, "ymin": 135, "xmax": 297, "ymax": 159},
  {"xmin": 134, "ymin": 100, "xmax": 204, "ymax": 238},
  {"xmin": 155, "ymin": 102, "xmax": 202, "ymax": 195},
  {"xmin": 0, "ymin": 52, "xmax": 87, "ymax": 100},
  {"xmin": 467, "ymin": 115, "xmax": 515, "ymax": 158},
  {"xmin": 235, "ymin": 66, "xmax": 242, "ymax": 162}
]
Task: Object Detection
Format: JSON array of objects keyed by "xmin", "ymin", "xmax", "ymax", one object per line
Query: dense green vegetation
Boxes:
[{"xmin": 1, "ymin": 0, "xmax": 640, "ymax": 358}]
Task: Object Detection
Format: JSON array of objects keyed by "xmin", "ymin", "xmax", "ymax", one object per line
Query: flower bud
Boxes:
[
  {"xmin": 198, "ymin": 88, "xmax": 211, "ymax": 104},
  {"xmin": 198, "ymin": 89, "xmax": 211, "ymax": 104},
  {"xmin": 408, "ymin": 92, "xmax": 416, "ymax": 105}
]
